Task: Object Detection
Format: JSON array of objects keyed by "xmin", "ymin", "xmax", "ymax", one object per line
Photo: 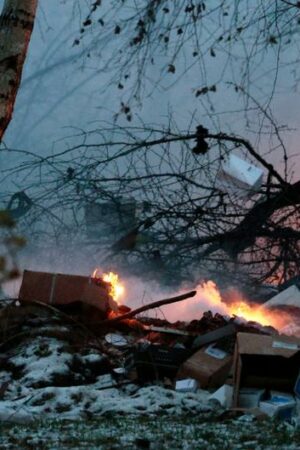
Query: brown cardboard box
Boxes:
[
  {"xmin": 18, "ymin": 270, "xmax": 117, "ymax": 312},
  {"xmin": 233, "ymin": 332, "xmax": 300, "ymax": 407},
  {"xmin": 177, "ymin": 344, "xmax": 233, "ymax": 388}
]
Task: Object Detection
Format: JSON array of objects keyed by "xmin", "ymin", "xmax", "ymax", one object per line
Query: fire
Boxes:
[
  {"xmin": 228, "ymin": 301, "xmax": 280, "ymax": 327},
  {"xmin": 92, "ymin": 268, "xmax": 125, "ymax": 303},
  {"xmin": 200, "ymin": 281, "xmax": 289, "ymax": 331},
  {"xmin": 103, "ymin": 272, "xmax": 125, "ymax": 302}
]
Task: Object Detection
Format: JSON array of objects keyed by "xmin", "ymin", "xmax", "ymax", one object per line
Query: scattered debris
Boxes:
[
  {"xmin": 259, "ymin": 394, "xmax": 296, "ymax": 420},
  {"xmin": 238, "ymin": 388, "xmax": 265, "ymax": 408},
  {"xmin": 175, "ymin": 378, "xmax": 198, "ymax": 393},
  {"xmin": 105, "ymin": 333, "xmax": 129, "ymax": 347},
  {"xmin": 19, "ymin": 270, "xmax": 117, "ymax": 313},
  {"xmin": 232, "ymin": 332, "xmax": 300, "ymax": 418},
  {"xmin": 1, "ymin": 269, "xmax": 300, "ymax": 424},
  {"xmin": 192, "ymin": 323, "xmax": 236, "ymax": 349},
  {"xmin": 125, "ymin": 344, "xmax": 190, "ymax": 382},
  {"xmin": 217, "ymin": 153, "xmax": 264, "ymax": 198},
  {"xmin": 208, "ymin": 384, "xmax": 233, "ymax": 408},
  {"xmin": 265, "ymin": 284, "xmax": 300, "ymax": 309},
  {"xmin": 177, "ymin": 344, "xmax": 233, "ymax": 389}
]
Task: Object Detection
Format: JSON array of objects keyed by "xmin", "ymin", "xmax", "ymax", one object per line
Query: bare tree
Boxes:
[
  {"xmin": 1, "ymin": 0, "xmax": 300, "ymax": 290},
  {"xmin": 2, "ymin": 112, "xmax": 299, "ymax": 289},
  {"xmin": 0, "ymin": 0, "xmax": 38, "ymax": 141}
]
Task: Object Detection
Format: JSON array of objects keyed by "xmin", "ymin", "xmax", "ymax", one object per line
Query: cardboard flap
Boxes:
[{"xmin": 237, "ymin": 332, "xmax": 300, "ymax": 358}]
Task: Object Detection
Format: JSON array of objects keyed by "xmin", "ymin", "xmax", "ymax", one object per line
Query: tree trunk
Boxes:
[{"xmin": 0, "ymin": 0, "xmax": 38, "ymax": 141}]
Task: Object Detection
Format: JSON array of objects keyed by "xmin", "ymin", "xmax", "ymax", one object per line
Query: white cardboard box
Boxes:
[
  {"xmin": 175, "ymin": 378, "xmax": 199, "ymax": 393},
  {"xmin": 217, "ymin": 153, "xmax": 263, "ymax": 198},
  {"xmin": 238, "ymin": 388, "xmax": 265, "ymax": 408},
  {"xmin": 259, "ymin": 397, "xmax": 296, "ymax": 419},
  {"xmin": 209, "ymin": 384, "xmax": 233, "ymax": 408}
]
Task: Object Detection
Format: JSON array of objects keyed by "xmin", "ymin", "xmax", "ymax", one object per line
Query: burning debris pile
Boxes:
[{"xmin": 1, "ymin": 269, "xmax": 300, "ymax": 423}]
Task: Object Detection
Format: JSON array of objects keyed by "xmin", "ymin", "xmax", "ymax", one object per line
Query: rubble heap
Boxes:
[{"xmin": 0, "ymin": 269, "xmax": 300, "ymax": 423}]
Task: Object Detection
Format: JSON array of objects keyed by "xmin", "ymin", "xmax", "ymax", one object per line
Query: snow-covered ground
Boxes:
[
  {"xmin": 1, "ymin": 408, "xmax": 300, "ymax": 449},
  {"xmin": 1, "ymin": 302, "xmax": 300, "ymax": 449},
  {"xmin": 0, "ymin": 324, "xmax": 212, "ymax": 424}
]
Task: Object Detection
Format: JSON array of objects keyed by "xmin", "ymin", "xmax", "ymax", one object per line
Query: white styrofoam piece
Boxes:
[
  {"xmin": 238, "ymin": 388, "xmax": 265, "ymax": 408},
  {"xmin": 175, "ymin": 378, "xmax": 198, "ymax": 393},
  {"xmin": 265, "ymin": 285, "xmax": 300, "ymax": 309},
  {"xmin": 217, "ymin": 153, "xmax": 263, "ymax": 197},
  {"xmin": 208, "ymin": 384, "xmax": 233, "ymax": 408}
]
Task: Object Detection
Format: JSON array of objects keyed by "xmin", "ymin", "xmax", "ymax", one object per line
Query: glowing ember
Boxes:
[{"xmin": 92, "ymin": 268, "xmax": 125, "ymax": 303}]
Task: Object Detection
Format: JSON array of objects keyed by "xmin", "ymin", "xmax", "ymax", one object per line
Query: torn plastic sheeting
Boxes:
[{"xmin": 18, "ymin": 270, "xmax": 118, "ymax": 312}]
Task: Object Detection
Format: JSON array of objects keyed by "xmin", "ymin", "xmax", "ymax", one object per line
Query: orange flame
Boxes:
[
  {"xmin": 200, "ymin": 281, "xmax": 290, "ymax": 331},
  {"xmin": 92, "ymin": 268, "xmax": 125, "ymax": 303},
  {"xmin": 228, "ymin": 301, "xmax": 281, "ymax": 327}
]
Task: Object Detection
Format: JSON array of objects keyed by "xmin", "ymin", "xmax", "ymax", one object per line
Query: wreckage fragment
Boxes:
[
  {"xmin": 125, "ymin": 344, "xmax": 190, "ymax": 382},
  {"xmin": 192, "ymin": 323, "xmax": 236, "ymax": 349},
  {"xmin": 217, "ymin": 153, "xmax": 263, "ymax": 198},
  {"xmin": 18, "ymin": 270, "xmax": 118, "ymax": 313},
  {"xmin": 259, "ymin": 392, "xmax": 296, "ymax": 420},
  {"xmin": 175, "ymin": 378, "xmax": 198, "ymax": 393},
  {"xmin": 177, "ymin": 344, "xmax": 234, "ymax": 389},
  {"xmin": 232, "ymin": 332, "xmax": 300, "ymax": 409},
  {"xmin": 265, "ymin": 284, "xmax": 300, "ymax": 309}
]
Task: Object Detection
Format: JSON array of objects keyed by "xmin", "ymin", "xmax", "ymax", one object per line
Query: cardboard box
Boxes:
[
  {"xmin": 209, "ymin": 384, "xmax": 233, "ymax": 408},
  {"xmin": 217, "ymin": 153, "xmax": 263, "ymax": 198},
  {"xmin": 175, "ymin": 378, "xmax": 198, "ymax": 393},
  {"xmin": 177, "ymin": 344, "xmax": 233, "ymax": 389},
  {"xmin": 19, "ymin": 270, "xmax": 117, "ymax": 312},
  {"xmin": 233, "ymin": 332, "xmax": 300, "ymax": 407},
  {"xmin": 259, "ymin": 397, "xmax": 296, "ymax": 420},
  {"xmin": 238, "ymin": 388, "xmax": 265, "ymax": 408}
]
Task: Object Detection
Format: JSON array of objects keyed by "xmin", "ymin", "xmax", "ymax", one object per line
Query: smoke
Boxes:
[
  {"xmin": 3, "ymin": 241, "xmax": 299, "ymax": 337},
  {"xmin": 121, "ymin": 278, "xmax": 229, "ymax": 322}
]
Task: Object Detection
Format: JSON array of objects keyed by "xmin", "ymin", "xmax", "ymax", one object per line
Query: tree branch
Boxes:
[{"xmin": 98, "ymin": 290, "xmax": 197, "ymax": 325}]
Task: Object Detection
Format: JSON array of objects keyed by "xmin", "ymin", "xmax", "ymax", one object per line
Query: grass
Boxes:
[{"xmin": 1, "ymin": 414, "xmax": 300, "ymax": 449}]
